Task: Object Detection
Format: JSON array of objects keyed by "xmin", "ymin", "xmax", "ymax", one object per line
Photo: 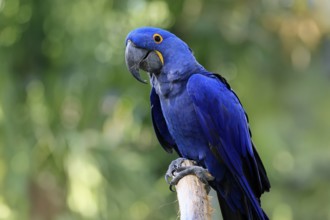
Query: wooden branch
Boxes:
[{"xmin": 174, "ymin": 160, "xmax": 213, "ymax": 220}]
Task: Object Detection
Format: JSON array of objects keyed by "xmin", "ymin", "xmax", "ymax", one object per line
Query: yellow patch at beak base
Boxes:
[{"xmin": 155, "ymin": 50, "xmax": 164, "ymax": 65}]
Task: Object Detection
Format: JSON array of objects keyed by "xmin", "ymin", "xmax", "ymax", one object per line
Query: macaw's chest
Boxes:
[{"xmin": 159, "ymin": 92, "xmax": 208, "ymax": 160}]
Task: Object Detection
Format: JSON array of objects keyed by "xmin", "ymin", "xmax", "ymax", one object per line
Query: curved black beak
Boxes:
[{"xmin": 125, "ymin": 40, "xmax": 163, "ymax": 84}]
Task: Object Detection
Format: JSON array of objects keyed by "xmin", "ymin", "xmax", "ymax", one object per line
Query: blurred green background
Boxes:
[{"xmin": 1, "ymin": 0, "xmax": 330, "ymax": 219}]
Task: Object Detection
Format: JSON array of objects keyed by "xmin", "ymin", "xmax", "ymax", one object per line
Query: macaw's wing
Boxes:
[
  {"xmin": 187, "ymin": 73, "xmax": 270, "ymax": 219},
  {"xmin": 150, "ymin": 87, "xmax": 181, "ymax": 155}
]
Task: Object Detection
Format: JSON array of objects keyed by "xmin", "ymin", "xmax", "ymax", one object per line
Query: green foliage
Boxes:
[{"xmin": 0, "ymin": 0, "xmax": 330, "ymax": 219}]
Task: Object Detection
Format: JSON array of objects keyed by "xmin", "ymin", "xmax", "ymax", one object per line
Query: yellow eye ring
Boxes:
[{"xmin": 153, "ymin": 33, "xmax": 163, "ymax": 44}]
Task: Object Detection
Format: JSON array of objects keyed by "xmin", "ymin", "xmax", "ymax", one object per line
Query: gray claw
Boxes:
[
  {"xmin": 165, "ymin": 158, "xmax": 186, "ymax": 184},
  {"xmin": 164, "ymin": 158, "xmax": 215, "ymax": 193}
]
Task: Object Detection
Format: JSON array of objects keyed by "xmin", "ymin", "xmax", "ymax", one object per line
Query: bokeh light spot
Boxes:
[
  {"xmin": 2, "ymin": 0, "xmax": 19, "ymax": 17},
  {"xmin": 0, "ymin": 26, "xmax": 19, "ymax": 46},
  {"xmin": 298, "ymin": 19, "xmax": 320, "ymax": 48},
  {"xmin": 0, "ymin": 0, "xmax": 5, "ymax": 12},
  {"xmin": 0, "ymin": 202, "xmax": 12, "ymax": 219},
  {"xmin": 17, "ymin": 4, "xmax": 32, "ymax": 23},
  {"xmin": 67, "ymin": 154, "xmax": 101, "ymax": 218}
]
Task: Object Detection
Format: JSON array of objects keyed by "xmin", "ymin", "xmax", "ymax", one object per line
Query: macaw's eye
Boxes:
[{"xmin": 153, "ymin": 33, "xmax": 163, "ymax": 44}]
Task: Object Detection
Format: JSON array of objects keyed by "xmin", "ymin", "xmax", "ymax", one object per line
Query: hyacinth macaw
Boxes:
[{"xmin": 125, "ymin": 27, "xmax": 270, "ymax": 220}]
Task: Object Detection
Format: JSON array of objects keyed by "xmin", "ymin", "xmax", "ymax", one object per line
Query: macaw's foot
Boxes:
[{"xmin": 165, "ymin": 158, "xmax": 215, "ymax": 193}]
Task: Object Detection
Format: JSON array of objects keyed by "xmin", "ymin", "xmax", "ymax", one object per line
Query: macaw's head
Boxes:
[{"xmin": 125, "ymin": 27, "xmax": 203, "ymax": 84}]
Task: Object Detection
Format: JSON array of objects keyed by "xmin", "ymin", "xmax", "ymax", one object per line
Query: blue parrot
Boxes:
[{"xmin": 125, "ymin": 27, "xmax": 270, "ymax": 220}]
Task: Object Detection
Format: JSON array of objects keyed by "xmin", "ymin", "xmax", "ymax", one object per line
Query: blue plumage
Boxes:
[{"xmin": 125, "ymin": 27, "xmax": 270, "ymax": 220}]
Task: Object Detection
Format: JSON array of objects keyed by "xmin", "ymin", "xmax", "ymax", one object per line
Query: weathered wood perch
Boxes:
[{"xmin": 173, "ymin": 159, "xmax": 213, "ymax": 220}]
